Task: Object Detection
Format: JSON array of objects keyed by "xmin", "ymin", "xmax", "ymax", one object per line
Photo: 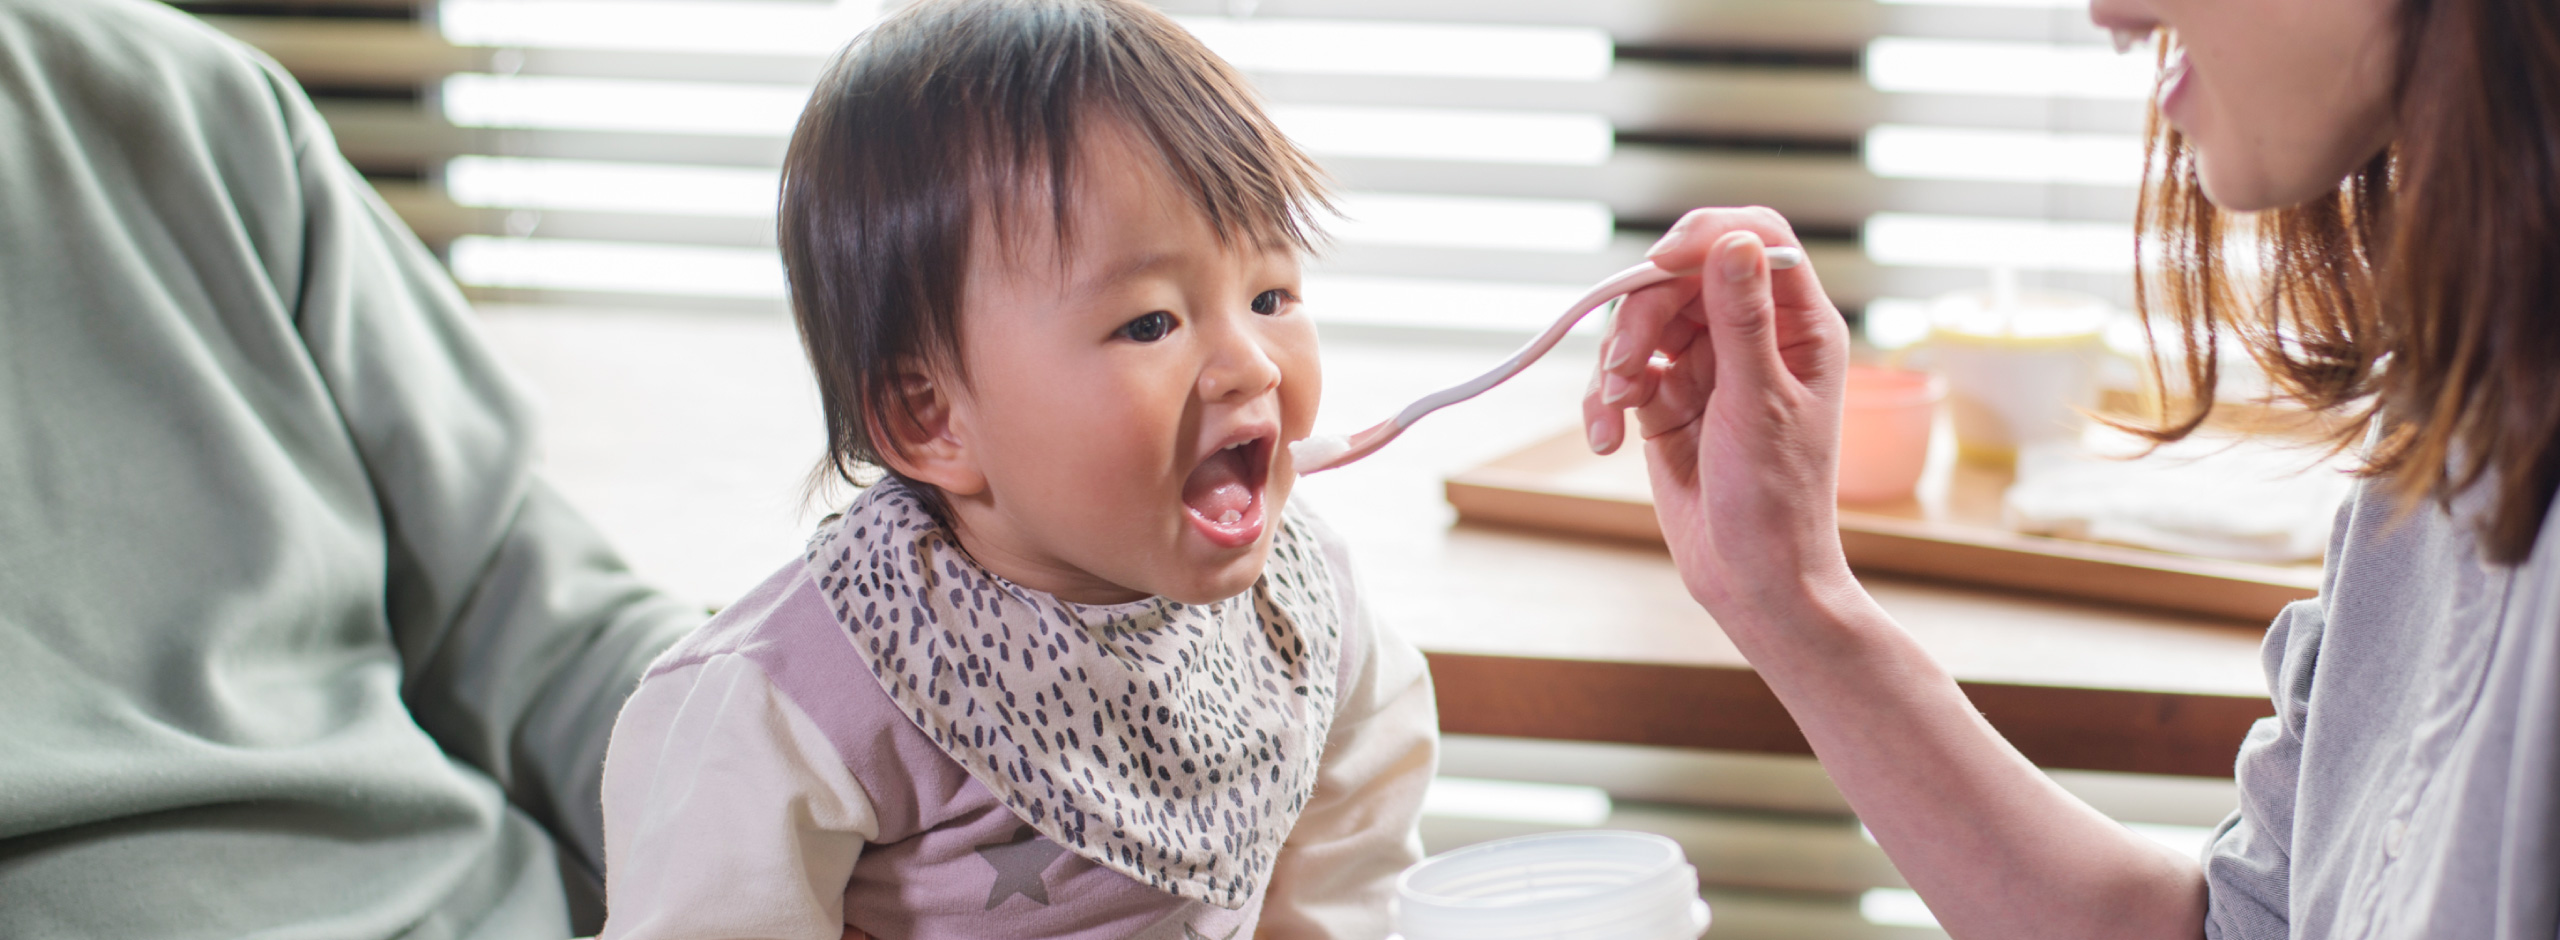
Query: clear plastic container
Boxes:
[{"xmin": 1390, "ymin": 831, "xmax": 1711, "ymax": 940}]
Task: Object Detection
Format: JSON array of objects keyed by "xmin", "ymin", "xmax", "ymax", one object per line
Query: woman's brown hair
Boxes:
[
  {"xmin": 777, "ymin": 0, "xmax": 1328, "ymax": 513},
  {"xmin": 2137, "ymin": 0, "xmax": 2560, "ymax": 563}
]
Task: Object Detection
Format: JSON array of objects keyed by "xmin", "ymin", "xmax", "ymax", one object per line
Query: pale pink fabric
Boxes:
[{"xmin": 599, "ymin": 508, "xmax": 1436, "ymax": 940}]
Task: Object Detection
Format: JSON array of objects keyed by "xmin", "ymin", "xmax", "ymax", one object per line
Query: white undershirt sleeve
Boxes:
[
  {"xmin": 599, "ymin": 655, "xmax": 879, "ymax": 940},
  {"xmin": 1257, "ymin": 530, "xmax": 1440, "ymax": 940}
]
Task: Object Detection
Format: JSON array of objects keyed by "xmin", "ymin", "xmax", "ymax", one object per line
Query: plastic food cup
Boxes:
[
  {"xmin": 1390, "ymin": 831, "xmax": 1710, "ymax": 940},
  {"xmin": 1917, "ymin": 286, "xmax": 2110, "ymax": 465},
  {"xmin": 1839, "ymin": 365, "xmax": 1944, "ymax": 504}
]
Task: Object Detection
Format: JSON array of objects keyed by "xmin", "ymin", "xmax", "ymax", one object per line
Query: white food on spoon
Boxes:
[{"xmin": 1289, "ymin": 435, "xmax": 1351, "ymax": 471}]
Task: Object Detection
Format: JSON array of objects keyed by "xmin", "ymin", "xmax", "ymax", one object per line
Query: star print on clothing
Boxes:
[
  {"xmin": 974, "ymin": 824, "xmax": 1068, "ymax": 909},
  {"xmin": 1183, "ymin": 924, "xmax": 1242, "ymax": 940}
]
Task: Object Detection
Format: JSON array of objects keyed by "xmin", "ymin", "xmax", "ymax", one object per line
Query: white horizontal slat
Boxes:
[
  {"xmin": 450, "ymin": 236, "xmax": 787, "ymax": 299},
  {"xmin": 1866, "ymin": 125, "xmax": 2143, "ymax": 186},
  {"xmin": 330, "ymin": 103, "xmax": 2140, "ymax": 226},
  {"xmin": 1321, "ymin": 149, "xmax": 2138, "ymax": 228},
  {"xmin": 388, "ymin": 181, "xmax": 2143, "ymax": 312},
  {"xmin": 381, "ymin": 182, "xmax": 1907, "ymax": 310},
  {"xmin": 1154, "ymin": 0, "xmax": 2112, "ymax": 49},
  {"xmin": 1303, "ymin": 236, "xmax": 1883, "ymax": 311},
  {"xmin": 1866, "ymin": 37, "xmax": 2152, "ymax": 99},
  {"xmin": 1176, "ymin": 15, "xmax": 1613, "ymax": 81},
  {"xmin": 415, "ymin": 163, "xmax": 1622, "ymax": 254},
  {"xmin": 318, "ymin": 101, "xmax": 792, "ymax": 167},
  {"xmin": 198, "ymin": 16, "xmax": 488, "ymax": 86},
  {"xmin": 443, "ymin": 156, "xmax": 777, "ymax": 216},
  {"xmin": 252, "ymin": 4, "xmax": 2167, "ymax": 322},
  {"xmin": 438, "ymin": 0, "xmax": 878, "ymax": 56},
  {"xmin": 441, "ymin": 74, "xmax": 809, "ymax": 136},
  {"xmin": 220, "ymin": 19, "xmax": 2150, "ymax": 142},
  {"xmin": 1251, "ymin": 63, "xmax": 2143, "ymax": 141},
  {"xmin": 1276, "ymin": 104, "xmax": 1616, "ymax": 165},
  {"xmin": 1331, "ymin": 192, "xmax": 1617, "ymax": 253},
  {"xmin": 1864, "ymin": 212, "xmax": 2134, "ymax": 272},
  {"xmin": 417, "ymin": 203, "xmax": 780, "ymax": 252},
  {"xmin": 213, "ymin": 0, "xmax": 2121, "ymax": 61}
]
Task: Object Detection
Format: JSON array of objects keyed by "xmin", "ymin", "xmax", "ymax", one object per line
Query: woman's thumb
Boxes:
[{"xmin": 1701, "ymin": 230, "xmax": 1788, "ymax": 385}]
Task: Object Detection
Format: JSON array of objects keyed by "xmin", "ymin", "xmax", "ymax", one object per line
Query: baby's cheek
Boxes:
[{"xmin": 1277, "ymin": 350, "xmax": 1322, "ymax": 435}]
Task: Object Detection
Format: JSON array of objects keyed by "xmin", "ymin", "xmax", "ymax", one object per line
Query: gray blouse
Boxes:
[{"xmin": 2205, "ymin": 475, "xmax": 2560, "ymax": 937}]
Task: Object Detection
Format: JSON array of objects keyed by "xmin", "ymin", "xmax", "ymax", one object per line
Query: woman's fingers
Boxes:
[
  {"xmin": 1697, "ymin": 231, "xmax": 1793, "ymax": 390},
  {"xmin": 1584, "ymin": 354, "xmax": 1666, "ymax": 454},
  {"xmin": 1647, "ymin": 207, "xmax": 1817, "ymax": 308},
  {"xmin": 1600, "ymin": 275, "xmax": 1700, "ymax": 391},
  {"xmin": 1590, "ymin": 323, "xmax": 1717, "ymax": 450},
  {"xmin": 1587, "ymin": 276, "xmax": 1701, "ymax": 452},
  {"xmin": 1661, "ymin": 211, "xmax": 1849, "ymax": 385},
  {"xmin": 1583, "ymin": 367, "xmax": 1626, "ymax": 454},
  {"xmin": 1593, "ymin": 206, "xmax": 1844, "ymax": 454},
  {"xmin": 1634, "ymin": 343, "xmax": 1714, "ymax": 442},
  {"xmin": 1652, "ymin": 209, "xmax": 1832, "ymax": 356}
]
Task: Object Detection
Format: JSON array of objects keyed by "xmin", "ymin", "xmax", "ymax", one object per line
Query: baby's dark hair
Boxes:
[{"xmin": 779, "ymin": 0, "xmax": 1329, "ymax": 510}]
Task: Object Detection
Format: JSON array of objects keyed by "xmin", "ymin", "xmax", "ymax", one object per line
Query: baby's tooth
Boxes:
[
  {"xmin": 2110, "ymin": 26, "xmax": 2153, "ymax": 54},
  {"xmin": 1217, "ymin": 510, "xmax": 1241, "ymax": 525}
]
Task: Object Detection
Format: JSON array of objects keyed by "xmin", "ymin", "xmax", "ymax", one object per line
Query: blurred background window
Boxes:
[{"xmin": 182, "ymin": 0, "xmax": 2144, "ymax": 341}]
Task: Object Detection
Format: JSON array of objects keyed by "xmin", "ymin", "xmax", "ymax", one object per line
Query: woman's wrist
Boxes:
[{"xmin": 1700, "ymin": 557, "xmax": 1882, "ymax": 658}]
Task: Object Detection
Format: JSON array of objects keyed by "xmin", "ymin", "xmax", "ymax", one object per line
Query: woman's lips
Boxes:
[{"xmin": 2159, "ymin": 44, "xmax": 2195, "ymax": 128}]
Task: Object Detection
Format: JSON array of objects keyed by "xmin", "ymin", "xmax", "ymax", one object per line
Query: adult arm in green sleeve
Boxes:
[
  {"xmin": 0, "ymin": 2, "xmax": 695, "ymax": 933},
  {"xmin": 269, "ymin": 65, "xmax": 699, "ymax": 882}
]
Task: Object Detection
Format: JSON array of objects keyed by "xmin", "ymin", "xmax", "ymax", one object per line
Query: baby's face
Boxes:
[{"xmin": 936, "ymin": 123, "xmax": 1319, "ymax": 606}]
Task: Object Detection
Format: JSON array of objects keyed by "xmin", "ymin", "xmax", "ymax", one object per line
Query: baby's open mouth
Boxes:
[{"xmin": 1181, "ymin": 435, "xmax": 1271, "ymax": 545}]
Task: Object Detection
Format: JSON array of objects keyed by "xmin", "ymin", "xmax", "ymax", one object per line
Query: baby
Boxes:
[{"xmin": 594, "ymin": 2, "xmax": 1438, "ymax": 938}]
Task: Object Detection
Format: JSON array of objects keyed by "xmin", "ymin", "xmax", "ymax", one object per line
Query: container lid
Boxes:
[{"xmin": 1392, "ymin": 831, "xmax": 1710, "ymax": 940}]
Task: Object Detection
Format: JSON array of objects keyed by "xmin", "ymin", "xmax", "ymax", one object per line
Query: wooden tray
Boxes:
[{"xmin": 1444, "ymin": 430, "xmax": 2321, "ymax": 623}]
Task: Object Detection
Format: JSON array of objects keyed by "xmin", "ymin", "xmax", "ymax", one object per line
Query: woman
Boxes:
[{"xmin": 1585, "ymin": 0, "xmax": 2560, "ymax": 935}]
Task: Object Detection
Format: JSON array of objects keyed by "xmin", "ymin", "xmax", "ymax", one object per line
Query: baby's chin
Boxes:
[{"xmin": 1147, "ymin": 537, "xmax": 1278, "ymax": 607}]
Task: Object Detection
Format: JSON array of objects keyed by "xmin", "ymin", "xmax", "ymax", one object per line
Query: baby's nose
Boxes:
[{"xmin": 1197, "ymin": 327, "xmax": 1283, "ymax": 401}]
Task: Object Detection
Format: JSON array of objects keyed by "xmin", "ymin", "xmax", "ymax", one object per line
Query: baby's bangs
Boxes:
[
  {"xmin": 1095, "ymin": 12, "xmax": 1333, "ymax": 254},
  {"xmin": 951, "ymin": 0, "xmax": 1333, "ymax": 255}
]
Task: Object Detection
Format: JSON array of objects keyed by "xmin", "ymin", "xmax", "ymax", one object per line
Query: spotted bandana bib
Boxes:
[{"xmin": 805, "ymin": 481, "xmax": 1343, "ymax": 909}]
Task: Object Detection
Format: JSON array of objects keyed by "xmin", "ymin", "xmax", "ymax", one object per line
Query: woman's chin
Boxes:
[
  {"xmin": 2190, "ymin": 133, "xmax": 2384, "ymax": 213},
  {"xmin": 2193, "ymin": 155, "xmax": 2298, "ymax": 213}
]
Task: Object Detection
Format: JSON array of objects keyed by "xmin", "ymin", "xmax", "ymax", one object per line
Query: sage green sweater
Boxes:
[{"xmin": 0, "ymin": 1, "xmax": 697, "ymax": 936}]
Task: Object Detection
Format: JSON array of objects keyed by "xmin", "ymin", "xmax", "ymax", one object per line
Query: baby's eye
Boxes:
[
  {"xmin": 1117, "ymin": 311, "xmax": 1175, "ymax": 343},
  {"xmin": 1250, "ymin": 289, "xmax": 1296, "ymax": 316}
]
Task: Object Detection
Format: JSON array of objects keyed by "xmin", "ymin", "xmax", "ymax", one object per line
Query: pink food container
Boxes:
[{"xmin": 1838, "ymin": 365, "xmax": 1943, "ymax": 504}]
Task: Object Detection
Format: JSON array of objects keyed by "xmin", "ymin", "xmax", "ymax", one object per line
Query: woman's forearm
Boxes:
[
  {"xmin": 1590, "ymin": 213, "xmax": 2212, "ymax": 939},
  {"xmin": 1728, "ymin": 579, "xmax": 2208, "ymax": 940}
]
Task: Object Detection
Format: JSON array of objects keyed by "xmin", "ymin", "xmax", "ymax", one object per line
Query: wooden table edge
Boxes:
[{"xmin": 1424, "ymin": 650, "xmax": 2271, "ymax": 779}]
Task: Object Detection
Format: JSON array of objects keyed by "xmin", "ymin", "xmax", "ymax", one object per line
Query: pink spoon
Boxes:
[{"xmin": 1290, "ymin": 247, "xmax": 1805, "ymax": 475}]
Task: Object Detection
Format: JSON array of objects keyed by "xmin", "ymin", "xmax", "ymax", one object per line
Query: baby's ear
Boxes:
[{"xmin": 871, "ymin": 368, "xmax": 988, "ymax": 497}]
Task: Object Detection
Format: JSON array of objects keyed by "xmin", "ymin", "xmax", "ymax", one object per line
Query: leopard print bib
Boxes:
[{"xmin": 805, "ymin": 481, "xmax": 1343, "ymax": 909}]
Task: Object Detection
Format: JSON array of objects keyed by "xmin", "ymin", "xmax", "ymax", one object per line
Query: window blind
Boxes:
[{"xmin": 188, "ymin": 0, "xmax": 2146, "ymax": 340}]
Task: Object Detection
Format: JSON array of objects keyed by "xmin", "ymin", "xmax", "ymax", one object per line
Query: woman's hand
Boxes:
[
  {"xmin": 1584, "ymin": 208, "xmax": 2211, "ymax": 940},
  {"xmin": 1582, "ymin": 208, "xmax": 1856, "ymax": 624}
]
